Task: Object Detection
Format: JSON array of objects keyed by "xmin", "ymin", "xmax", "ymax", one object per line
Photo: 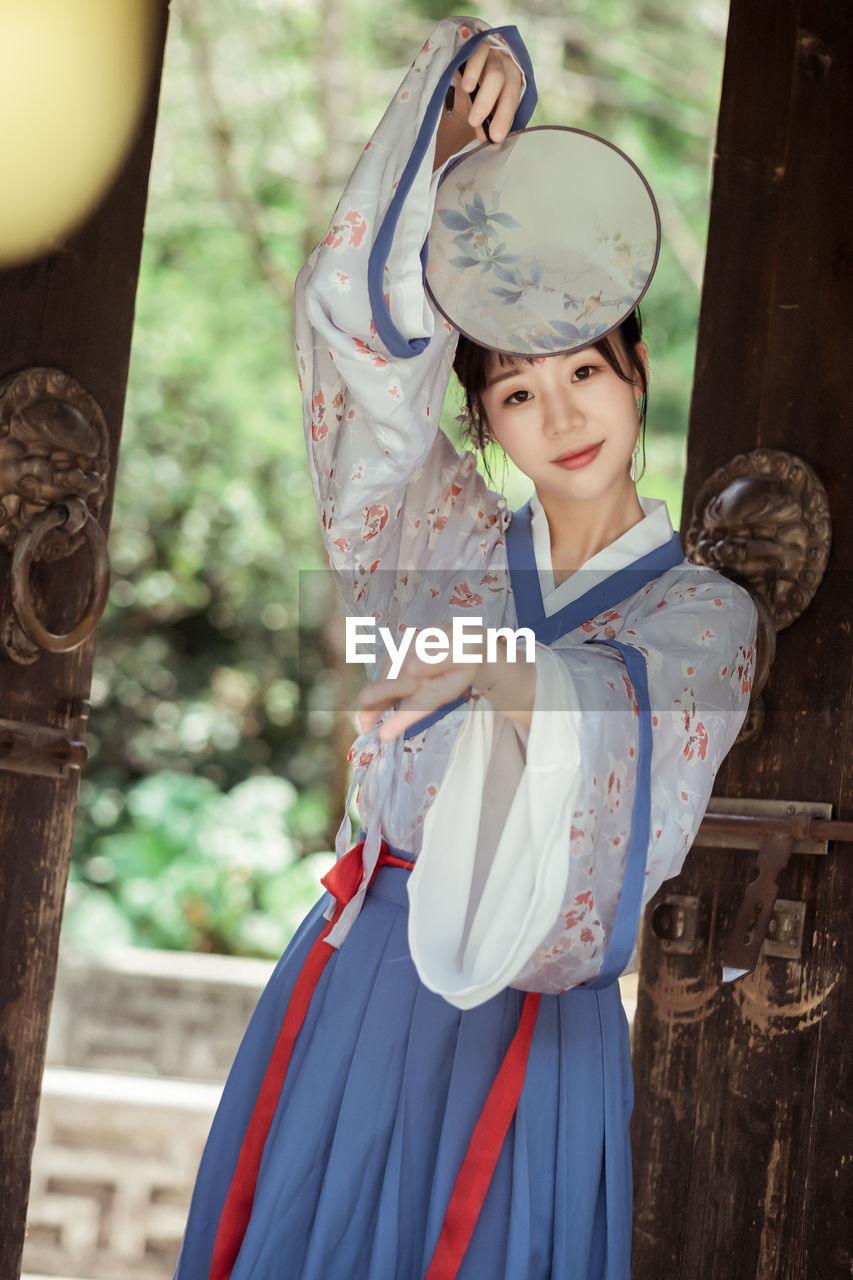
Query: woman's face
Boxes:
[{"xmin": 478, "ymin": 340, "xmax": 646, "ymax": 511}]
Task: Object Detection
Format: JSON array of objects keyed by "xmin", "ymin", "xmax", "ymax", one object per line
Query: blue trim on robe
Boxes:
[
  {"xmin": 583, "ymin": 639, "xmax": 654, "ymax": 989},
  {"xmin": 404, "ymin": 692, "xmax": 469, "ymax": 740},
  {"xmin": 505, "ymin": 498, "xmax": 685, "ymax": 642},
  {"xmin": 407, "ymin": 504, "xmax": 682, "ymax": 740},
  {"xmin": 368, "ymin": 26, "xmax": 538, "ymax": 359},
  {"xmin": 505, "ymin": 501, "xmax": 682, "ymax": 986},
  {"xmin": 401, "ymin": 503, "xmax": 681, "ymax": 981}
]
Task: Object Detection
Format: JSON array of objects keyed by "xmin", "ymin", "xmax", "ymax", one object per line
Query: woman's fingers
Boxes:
[
  {"xmin": 468, "ymin": 56, "xmax": 513, "ymax": 120},
  {"xmin": 355, "ymin": 621, "xmax": 488, "ymax": 739},
  {"xmin": 462, "ymin": 47, "xmax": 522, "ymax": 143},
  {"xmin": 459, "ymin": 42, "xmax": 490, "ymax": 95},
  {"xmin": 356, "ymin": 638, "xmax": 481, "ymax": 739},
  {"xmin": 356, "ymin": 672, "xmax": 419, "ymax": 733},
  {"xmin": 359, "ymin": 674, "xmax": 417, "ymax": 707},
  {"xmin": 376, "ymin": 666, "xmax": 474, "ymax": 742},
  {"xmin": 481, "ymin": 60, "xmax": 523, "ymax": 142}
]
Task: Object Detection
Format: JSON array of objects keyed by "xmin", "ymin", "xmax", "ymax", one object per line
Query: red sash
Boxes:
[{"xmin": 208, "ymin": 839, "xmax": 540, "ymax": 1280}]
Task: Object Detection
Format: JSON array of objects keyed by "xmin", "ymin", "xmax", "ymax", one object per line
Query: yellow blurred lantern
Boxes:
[{"xmin": 0, "ymin": 0, "xmax": 158, "ymax": 267}]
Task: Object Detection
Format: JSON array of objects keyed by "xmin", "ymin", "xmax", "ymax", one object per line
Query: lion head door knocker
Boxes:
[
  {"xmin": 684, "ymin": 449, "xmax": 831, "ymax": 742},
  {"xmin": 0, "ymin": 367, "xmax": 111, "ymax": 663}
]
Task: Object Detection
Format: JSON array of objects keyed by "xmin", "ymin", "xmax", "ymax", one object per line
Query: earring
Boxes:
[
  {"xmin": 630, "ymin": 442, "xmax": 641, "ymax": 482},
  {"xmin": 635, "ymin": 397, "xmax": 642, "ymax": 412}
]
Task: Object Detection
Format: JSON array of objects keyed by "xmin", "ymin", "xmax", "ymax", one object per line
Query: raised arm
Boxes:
[{"xmin": 294, "ymin": 19, "xmax": 536, "ymax": 620}]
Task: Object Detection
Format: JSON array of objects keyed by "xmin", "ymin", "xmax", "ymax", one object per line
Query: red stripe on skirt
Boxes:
[
  {"xmin": 207, "ymin": 840, "xmax": 540, "ymax": 1280},
  {"xmin": 207, "ymin": 840, "xmax": 396, "ymax": 1279},
  {"xmin": 424, "ymin": 991, "xmax": 542, "ymax": 1279}
]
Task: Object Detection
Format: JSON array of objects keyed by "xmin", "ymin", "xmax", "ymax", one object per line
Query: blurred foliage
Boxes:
[
  {"xmin": 65, "ymin": 772, "xmax": 334, "ymax": 955},
  {"xmin": 67, "ymin": 0, "xmax": 726, "ymax": 955}
]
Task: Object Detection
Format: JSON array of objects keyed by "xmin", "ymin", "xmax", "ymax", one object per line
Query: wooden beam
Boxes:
[
  {"xmin": 0, "ymin": 6, "xmax": 170, "ymax": 1275},
  {"xmin": 632, "ymin": 0, "xmax": 853, "ymax": 1275}
]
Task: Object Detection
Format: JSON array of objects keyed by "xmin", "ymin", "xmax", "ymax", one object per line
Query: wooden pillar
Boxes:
[
  {"xmin": 631, "ymin": 1, "xmax": 853, "ymax": 1277},
  {"xmin": 0, "ymin": 7, "xmax": 170, "ymax": 1275}
]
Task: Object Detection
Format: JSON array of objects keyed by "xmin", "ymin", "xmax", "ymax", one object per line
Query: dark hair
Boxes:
[{"xmin": 452, "ymin": 309, "xmax": 648, "ymax": 475}]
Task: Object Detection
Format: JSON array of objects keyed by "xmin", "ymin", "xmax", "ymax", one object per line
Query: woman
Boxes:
[{"xmin": 176, "ymin": 18, "xmax": 756, "ymax": 1279}]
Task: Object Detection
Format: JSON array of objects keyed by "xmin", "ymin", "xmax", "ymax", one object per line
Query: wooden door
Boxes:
[
  {"xmin": 0, "ymin": 7, "xmax": 170, "ymax": 1275},
  {"xmin": 631, "ymin": 0, "xmax": 852, "ymax": 1276}
]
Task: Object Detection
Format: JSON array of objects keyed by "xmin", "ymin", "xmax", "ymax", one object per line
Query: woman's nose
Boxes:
[{"xmin": 543, "ymin": 388, "xmax": 582, "ymax": 434}]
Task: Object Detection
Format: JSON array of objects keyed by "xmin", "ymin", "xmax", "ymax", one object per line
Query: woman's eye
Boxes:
[
  {"xmin": 505, "ymin": 389, "xmax": 530, "ymax": 405},
  {"xmin": 573, "ymin": 365, "xmax": 595, "ymax": 382}
]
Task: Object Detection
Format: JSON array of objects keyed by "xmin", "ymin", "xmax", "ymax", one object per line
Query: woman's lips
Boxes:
[{"xmin": 553, "ymin": 443, "xmax": 602, "ymax": 470}]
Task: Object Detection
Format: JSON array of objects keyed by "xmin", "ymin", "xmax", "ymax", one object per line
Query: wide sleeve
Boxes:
[
  {"xmin": 407, "ymin": 569, "xmax": 758, "ymax": 1007},
  {"xmin": 293, "ymin": 17, "xmax": 536, "ymax": 623}
]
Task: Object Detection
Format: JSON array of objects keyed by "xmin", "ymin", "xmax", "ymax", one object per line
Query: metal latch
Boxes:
[
  {"xmin": 651, "ymin": 895, "xmax": 699, "ymax": 954},
  {"xmin": 650, "ymin": 893, "xmax": 807, "ymax": 962},
  {"xmin": 763, "ymin": 899, "xmax": 807, "ymax": 959},
  {"xmin": 692, "ymin": 799, "xmax": 849, "ymax": 982},
  {"xmin": 650, "ymin": 800, "xmax": 853, "ymax": 980},
  {"xmin": 0, "ymin": 714, "xmax": 88, "ymax": 779}
]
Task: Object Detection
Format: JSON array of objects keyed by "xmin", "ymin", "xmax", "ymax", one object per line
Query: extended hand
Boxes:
[
  {"xmin": 357, "ymin": 622, "xmax": 537, "ymax": 740},
  {"xmin": 357, "ymin": 624, "xmax": 481, "ymax": 742}
]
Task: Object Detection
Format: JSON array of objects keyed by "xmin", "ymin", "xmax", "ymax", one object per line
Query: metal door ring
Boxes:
[{"xmin": 11, "ymin": 497, "xmax": 110, "ymax": 652}]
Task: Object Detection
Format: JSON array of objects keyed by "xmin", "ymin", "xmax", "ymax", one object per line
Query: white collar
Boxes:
[{"xmin": 529, "ymin": 493, "xmax": 676, "ymax": 617}]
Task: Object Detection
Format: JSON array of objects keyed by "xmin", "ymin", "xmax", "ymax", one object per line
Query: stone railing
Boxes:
[
  {"xmin": 44, "ymin": 945, "xmax": 275, "ymax": 1080},
  {"xmin": 24, "ymin": 1068, "xmax": 221, "ymax": 1280},
  {"xmin": 23, "ymin": 945, "xmax": 273, "ymax": 1280}
]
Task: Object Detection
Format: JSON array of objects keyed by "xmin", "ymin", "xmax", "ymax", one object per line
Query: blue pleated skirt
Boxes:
[{"xmin": 175, "ymin": 865, "xmax": 634, "ymax": 1280}]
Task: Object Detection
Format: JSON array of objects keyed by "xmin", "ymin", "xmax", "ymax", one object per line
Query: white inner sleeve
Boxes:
[
  {"xmin": 390, "ymin": 138, "xmax": 483, "ymax": 339},
  {"xmin": 408, "ymin": 645, "xmax": 582, "ymax": 1008},
  {"xmin": 386, "ymin": 142, "xmax": 441, "ymax": 341},
  {"xmin": 387, "ymin": 25, "xmax": 531, "ymax": 344}
]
